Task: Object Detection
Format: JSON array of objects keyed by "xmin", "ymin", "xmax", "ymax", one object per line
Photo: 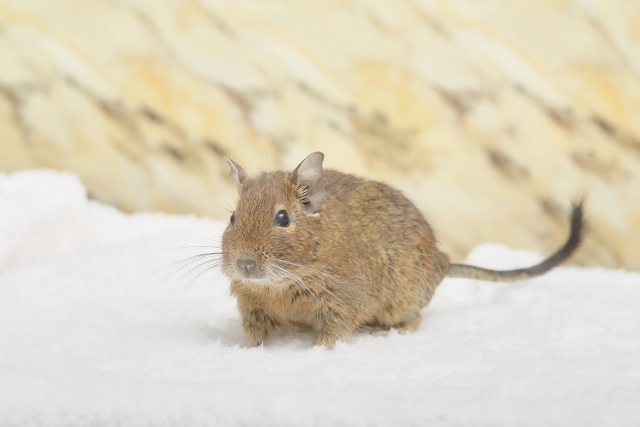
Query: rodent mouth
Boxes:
[
  {"xmin": 234, "ymin": 268, "xmax": 292, "ymax": 287},
  {"xmin": 241, "ymin": 276, "xmax": 280, "ymax": 286},
  {"xmin": 237, "ymin": 268, "xmax": 265, "ymax": 281},
  {"xmin": 229, "ymin": 257, "xmax": 289, "ymax": 286}
]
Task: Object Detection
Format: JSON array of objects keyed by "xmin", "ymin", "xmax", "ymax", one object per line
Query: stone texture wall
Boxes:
[{"xmin": 1, "ymin": 0, "xmax": 639, "ymax": 270}]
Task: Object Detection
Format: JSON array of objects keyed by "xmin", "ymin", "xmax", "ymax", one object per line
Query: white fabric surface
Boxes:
[{"xmin": 1, "ymin": 170, "xmax": 638, "ymax": 426}]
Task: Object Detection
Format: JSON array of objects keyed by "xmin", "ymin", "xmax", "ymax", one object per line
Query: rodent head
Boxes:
[{"xmin": 221, "ymin": 152, "xmax": 325, "ymax": 287}]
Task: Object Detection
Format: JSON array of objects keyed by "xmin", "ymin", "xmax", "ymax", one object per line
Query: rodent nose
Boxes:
[{"xmin": 236, "ymin": 258, "xmax": 256, "ymax": 273}]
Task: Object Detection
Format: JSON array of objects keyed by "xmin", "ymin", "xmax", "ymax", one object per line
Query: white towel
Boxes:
[{"xmin": 1, "ymin": 171, "xmax": 639, "ymax": 426}]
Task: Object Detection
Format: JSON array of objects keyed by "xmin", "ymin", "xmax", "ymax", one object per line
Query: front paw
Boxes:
[
  {"xmin": 245, "ymin": 334, "xmax": 266, "ymax": 348},
  {"xmin": 245, "ymin": 339, "xmax": 264, "ymax": 348},
  {"xmin": 315, "ymin": 333, "xmax": 337, "ymax": 350}
]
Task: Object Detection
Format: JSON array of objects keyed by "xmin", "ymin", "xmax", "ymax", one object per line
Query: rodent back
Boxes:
[{"xmin": 321, "ymin": 170, "xmax": 447, "ymax": 280}]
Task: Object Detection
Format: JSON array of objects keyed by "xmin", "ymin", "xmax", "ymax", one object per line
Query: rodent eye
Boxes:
[
  {"xmin": 274, "ymin": 210, "xmax": 290, "ymax": 227},
  {"xmin": 230, "ymin": 213, "xmax": 235, "ymax": 226}
]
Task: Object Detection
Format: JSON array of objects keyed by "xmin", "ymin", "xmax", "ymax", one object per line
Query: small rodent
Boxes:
[{"xmin": 221, "ymin": 152, "xmax": 584, "ymax": 349}]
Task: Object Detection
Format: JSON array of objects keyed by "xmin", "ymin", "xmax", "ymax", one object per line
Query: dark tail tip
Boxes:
[
  {"xmin": 565, "ymin": 198, "xmax": 586, "ymax": 259},
  {"xmin": 528, "ymin": 198, "xmax": 585, "ymax": 274}
]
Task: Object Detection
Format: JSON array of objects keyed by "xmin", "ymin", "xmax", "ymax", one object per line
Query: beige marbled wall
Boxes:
[{"xmin": 1, "ymin": 0, "xmax": 639, "ymax": 270}]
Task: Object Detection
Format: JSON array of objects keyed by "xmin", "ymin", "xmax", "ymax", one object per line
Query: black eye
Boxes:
[
  {"xmin": 230, "ymin": 213, "xmax": 235, "ymax": 226},
  {"xmin": 275, "ymin": 210, "xmax": 289, "ymax": 227}
]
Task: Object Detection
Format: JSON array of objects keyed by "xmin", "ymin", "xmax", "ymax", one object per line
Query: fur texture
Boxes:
[{"xmin": 221, "ymin": 153, "xmax": 583, "ymax": 349}]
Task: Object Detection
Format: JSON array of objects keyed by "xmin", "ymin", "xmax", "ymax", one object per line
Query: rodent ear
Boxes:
[
  {"xmin": 292, "ymin": 152, "xmax": 325, "ymax": 214},
  {"xmin": 224, "ymin": 157, "xmax": 249, "ymax": 187}
]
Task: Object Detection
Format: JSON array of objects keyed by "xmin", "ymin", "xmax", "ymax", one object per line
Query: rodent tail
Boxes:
[{"xmin": 447, "ymin": 200, "xmax": 585, "ymax": 282}]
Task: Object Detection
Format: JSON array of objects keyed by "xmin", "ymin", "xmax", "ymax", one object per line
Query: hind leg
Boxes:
[
  {"xmin": 371, "ymin": 328, "xmax": 391, "ymax": 337},
  {"xmin": 395, "ymin": 314, "xmax": 422, "ymax": 335},
  {"xmin": 314, "ymin": 305, "xmax": 361, "ymax": 350},
  {"xmin": 371, "ymin": 314, "xmax": 422, "ymax": 337}
]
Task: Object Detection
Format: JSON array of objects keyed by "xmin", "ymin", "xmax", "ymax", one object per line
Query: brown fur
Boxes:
[
  {"xmin": 221, "ymin": 153, "xmax": 582, "ymax": 349},
  {"xmin": 222, "ymin": 169, "xmax": 449, "ymax": 348}
]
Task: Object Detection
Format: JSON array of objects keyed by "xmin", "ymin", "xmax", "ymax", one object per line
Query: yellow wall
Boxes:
[{"xmin": 1, "ymin": 0, "xmax": 639, "ymax": 269}]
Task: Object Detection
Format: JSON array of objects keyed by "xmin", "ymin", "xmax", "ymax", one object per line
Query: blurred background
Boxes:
[{"xmin": 0, "ymin": 0, "xmax": 639, "ymax": 270}]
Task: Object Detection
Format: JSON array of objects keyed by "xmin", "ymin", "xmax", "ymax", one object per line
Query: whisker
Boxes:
[
  {"xmin": 206, "ymin": 262, "xmax": 232, "ymax": 292},
  {"xmin": 140, "ymin": 253, "xmax": 224, "ymax": 289},
  {"xmin": 143, "ymin": 246, "xmax": 224, "ymax": 253},
  {"xmin": 170, "ymin": 259, "xmax": 225, "ymax": 299},
  {"xmin": 176, "ymin": 257, "xmax": 224, "ymax": 282},
  {"xmin": 172, "ymin": 238, "xmax": 222, "ymax": 241},
  {"xmin": 151, "ymin": 252, "xmax": 224, "ymax": 289},
  {"xmin": 156, "ymin": 252, "xmax": 225, "ymax": 273},
  {"xmin": 189, "ymin": 261, "xmax": 225, "ymax": 286},
  {"xmin": 212, "ymin": 189, "xmax": 233, "ymax": 211},
  {"xmin": 272, "ymin": 259, "xmax": 358, "ymax": 290},
  {"xmin": 158, "ymin": 257, "xmax": 223, "ymax": 285},
  {"xmin": 271, "ymin": 263, "xmax": 319, "ymax": 302},
  {"xmin": 280, "ymin": 264, "xmax": 323, "ymax": 298},
  {"xmin": 177, "ymin": 262, "xmax": 224, "ymax": 299}
]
